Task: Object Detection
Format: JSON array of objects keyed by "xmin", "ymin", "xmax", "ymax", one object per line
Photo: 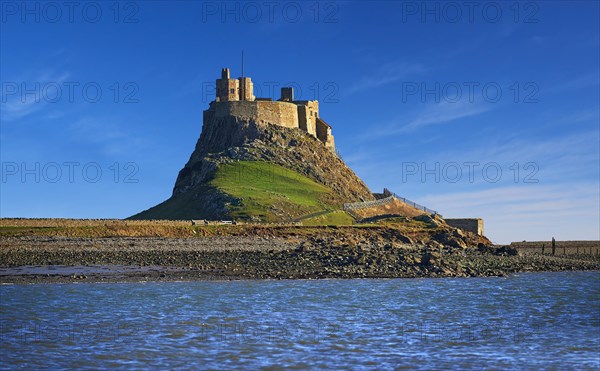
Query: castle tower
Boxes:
[
  {"xmin": 216, "ymin": 68, "xmax": 239, "ymax": 102},
  {"xmin": 280, "ymin": 87, "xmax": 294, "ymax": 102},
  {"xmin": 238, "ymin": 77, "xmax": 255, "ymax": 101},
  {"xmin": 296, "ymin": 100, "xmax": 318, "ymax": 137}
]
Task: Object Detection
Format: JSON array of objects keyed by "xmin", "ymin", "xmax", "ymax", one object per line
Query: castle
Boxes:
[{"xmin": 206, "ymin": 68, "xmax": 335, "ymax": 152}]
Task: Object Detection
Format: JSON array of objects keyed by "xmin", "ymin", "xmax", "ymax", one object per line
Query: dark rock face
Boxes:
[
  {"xmin": 432, "ymin": 231, "xmax": 468, "ymax": 249},
  {"xmin": 478, "ymin": 244, "xmax": 519, "ymax": 256},
  {"xmin": 132, "ymin": 107, "xmax": 374, "ymax": 220}
]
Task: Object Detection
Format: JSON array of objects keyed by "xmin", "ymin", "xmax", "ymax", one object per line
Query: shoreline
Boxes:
[
  {"xmin": 2, "ymin": 235, "xmax": 599, "ymax": 284},
  {"xmin": 2, "ymin": 266, "xmax": 599, "ymax": 285}
]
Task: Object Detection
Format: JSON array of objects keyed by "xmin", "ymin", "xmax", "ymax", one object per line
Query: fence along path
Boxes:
[{"xmin": 343, "ymin": 192, "xmax": 441, "ymax": 217}]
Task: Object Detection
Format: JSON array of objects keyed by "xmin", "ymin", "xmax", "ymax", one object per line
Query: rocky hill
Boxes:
[{"xmin": 131, "ymin": 109, "xmax": 374, "ymax": 221}]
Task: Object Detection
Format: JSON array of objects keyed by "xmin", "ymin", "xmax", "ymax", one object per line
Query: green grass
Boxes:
[
  {"xmin": 210, "ymin": 161, "xmax": 336, "ymax": 222},
  {"xmin": 0, "ymin": 226, "xmax": 61, "ymax": 235}
]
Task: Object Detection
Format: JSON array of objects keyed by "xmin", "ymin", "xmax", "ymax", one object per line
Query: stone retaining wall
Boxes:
[
  {"xmin": 343, "ymin": 196, "xmax": 396, "ymax": 211},
  {"xmin": 446, "ymin": 218, "xmax": 484, "ymax": 236}
]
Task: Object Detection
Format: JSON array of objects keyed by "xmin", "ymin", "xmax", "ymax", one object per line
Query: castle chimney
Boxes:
[
  {"xmin": 281, "ymin": 87, "xmax": 294, "ymax": 102},
  {"xmin": 221, "ymin": 68, "xmax": 230, "ymax": 79}
]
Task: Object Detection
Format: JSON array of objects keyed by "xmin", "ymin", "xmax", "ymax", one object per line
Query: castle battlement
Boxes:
[{"xmin": 210, "ymin": 68, "xmax": 334, "ymax": 152}]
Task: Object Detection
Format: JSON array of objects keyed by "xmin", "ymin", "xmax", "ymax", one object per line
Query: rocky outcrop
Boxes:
[
  {"xmin": 132, "ymin": 109, "xmax": 374, "ymax": 220},
  {"xmin": 174, "ymin": 110, "xmax": 374, "ymax": 202}
]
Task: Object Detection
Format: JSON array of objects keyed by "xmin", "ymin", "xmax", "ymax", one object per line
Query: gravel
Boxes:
[{"xmin": 1, "ymin": 236, "xmax": 599, "ymax": 284}]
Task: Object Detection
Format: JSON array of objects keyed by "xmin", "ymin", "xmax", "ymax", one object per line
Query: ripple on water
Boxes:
[{"xmin": 0, "ymin": 271, "xmax": 599, "ymax": 370}]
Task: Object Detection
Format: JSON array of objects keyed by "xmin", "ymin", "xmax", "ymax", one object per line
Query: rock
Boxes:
[
  {"xmin": 454, "ymin": 238, "xmax": 467, "ymax": 249},
  {"xmin": 493, "ymin": 245, "xmax": 519, "ymax": 256},
  {"xmin": 452, "ymin": 228, "xmax": 466, "ymax": 238},
  {"xmin": 397, "ymin": 234, "xmax": 413, "ymax": 245},
  {"xmin": 414, "ymin": 214, "xmax": 443, "ymax": 227},
  {"xmin": 433, "ymin": 231, "xmax": 467, "ymax": 249},
  {"xmin": 427, "ymin": 240, "xmax": 444, "ymax": 250},
  {"xmin": 431, "ymin": 213, "xmax": 445, "ymax": 223}
]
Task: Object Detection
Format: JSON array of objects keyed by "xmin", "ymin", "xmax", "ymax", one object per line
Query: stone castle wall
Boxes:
[
  {"xmin": 316, "ymin": 119, "xmax": 328, "ymax": 142},
  {"xmin": 297, "ymin": 105, "xmax": 316, "ymax": 136},
  {"xmin": 296, "ymin": 101, "xmax": 318, "ymax": 136},
  {"xmin": 212, "ymin": 101, "xmax": 299, "ymax": 129},
  {"xmin": 212, "ymin": 69, "xmax": 334, "ymax": 151},
  {"xmin": 445, "ymin": 218, "xmax": 484, "ymax": 236},
  {"xmin": 325, "ymin": 133, "xmax": 335, "ymax": 152},
  {"xmin": 315, "ymin": 118, "xmax": 334, "ymax": 151}
]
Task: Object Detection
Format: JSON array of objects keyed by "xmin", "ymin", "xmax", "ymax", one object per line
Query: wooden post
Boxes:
[
  {"xmin": 541, "ymin": 244, "xmax": 545, "ymax": 254},
  {"xmin": 552, "ymin": 237, "xmax": 556, "ymax": 255}
]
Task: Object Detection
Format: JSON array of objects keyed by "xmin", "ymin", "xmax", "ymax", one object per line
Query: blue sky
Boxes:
[{"xmin": 1, "ymin": 1, "xmax": 598, "ymax": 243}]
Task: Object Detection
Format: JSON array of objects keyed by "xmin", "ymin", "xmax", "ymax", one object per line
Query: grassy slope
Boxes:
[
  {"xmin": 130, "ymin": 161, "xmax": 351, "ymax": 223},
  {"xmin": 300, "ymin": 210, "xmax": 355, "ymax": 226},
  {"xmin": 209, "ymin": 161, "xmax": 343, "ymax": 222},
  {"xmin": 129, "ymin": 184, "xmax": 222, "ymax": 221}
]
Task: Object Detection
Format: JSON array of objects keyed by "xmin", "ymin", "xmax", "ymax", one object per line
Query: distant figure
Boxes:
[
  {"xmin": 191, "ymin": 220, "xmax": 196, "ymax": 226},
  {"xmin": 552, "ymin": 237, "xmax": 556, "ymax": 255}
]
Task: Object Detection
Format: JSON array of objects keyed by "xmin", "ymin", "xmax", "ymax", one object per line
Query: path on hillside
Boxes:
[{"xmin": 294, "ymin": 209, "xmax": 336, "ymax": 222}]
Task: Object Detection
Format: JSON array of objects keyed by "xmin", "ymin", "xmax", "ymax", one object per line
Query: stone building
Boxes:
[
  {"xmin": 215, "ymin": 68, "xmax": 241, "ymax": 102},
  {"xmin": 210, "ymin": 68, "xmax": 335, "ymax": 152}
]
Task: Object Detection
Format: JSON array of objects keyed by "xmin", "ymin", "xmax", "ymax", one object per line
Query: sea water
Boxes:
[{"xmin": 1, "ymin": 271, "xmax": 599, "ymax": 370}]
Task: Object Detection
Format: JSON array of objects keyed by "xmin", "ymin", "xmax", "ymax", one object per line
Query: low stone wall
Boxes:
[
  {"xmin": 344, "ymin": 196, "xmax": 395, "ymax": 211},
  {"xmin": 510, "ymin": 241, "xmax": 600, "ymax": 256},
  {"xmin": 446, "ymin": 218, "xmax": 484, "ymax": 236}
]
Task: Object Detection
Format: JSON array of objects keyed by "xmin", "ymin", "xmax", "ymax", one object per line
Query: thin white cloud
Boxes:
[
  {"xmin": 550, "ymin": 107, "xmax": 599, "ymax": 125},
  {"xmin": 354, "ymin": 109, "xmax": 599, "ymax": 188},
  {"xmin": 420, "ymin": 127, "xmax": 600, "ymax": 185},
  {"xmin": 1, "ymin": 99, "xmax": 42, "ymax": 122},
  {"xmin": 68, "ymin": 117, "xmax": 148, "ymax": 157},
  {"xmin": 346, "ymin": 62, "xmax": 427, "ymax": 94},
  {"xmin": 419, "ymin": 183, "xmax": 600, "ymax": 244},
  {"xmin": 70, "ymin": 118, "xmax": 127, "ymax": 141},
  {"xmin": 549, "ymin": 71, "xmax": 600, "ymax": 94},
  {"xmin": 401, "ymin": 101, "xmax": 491, "ymax": 132},
  {"xmin": 0, "ymin": 71, "xmax": 70, "ymax": 123},
  {"xmin": 363, "ymin": 101, "xmax": 492, "ymax": 139}
]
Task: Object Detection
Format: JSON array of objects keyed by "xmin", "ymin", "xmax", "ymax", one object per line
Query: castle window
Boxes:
[{"xmin": 230, "ymin": 89, "xmax": 235, "ymax": 93}]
